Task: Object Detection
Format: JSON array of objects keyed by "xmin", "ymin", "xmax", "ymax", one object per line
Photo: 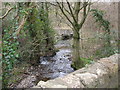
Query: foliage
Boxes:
[
  {"xmin": 2, "ymin": 2, "xmax": 56, "ymax": 86},
  {"xmin": 90, "ymin": 9, "xmax": 110, "ymax": 32},
  {"xmin": 2, "ymin": 21, "xmax": 19, "ymax": 87},
  {"xmin": 81, "ymin": 57, "xmax": 94, "ymax": 66},
  {"xmin": 0, "ymin": 76, "xmax": 2, "ymax": 80},
  {"xmin": 3, "ymin": 29, "xmax": 19, "ymax": 70},
  {"xmin": 94, "ymin": 43, "xmax": 118, "ymax": 59},
  {"xmin": 6, "ymin": 61, "xmax": 30, "ymax": 87},
  {"xmin": 17, "ymin": 2, "xmax": 55, "ymax": 65},
  {"xmin": 91, "ymin": 9, "xmax": 118, "ymax": 59}
]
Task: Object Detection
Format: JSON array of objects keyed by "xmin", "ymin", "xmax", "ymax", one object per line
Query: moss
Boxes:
[{"xmin": 71, "ymin": 57, "xmax": 93, "ymax": 70}]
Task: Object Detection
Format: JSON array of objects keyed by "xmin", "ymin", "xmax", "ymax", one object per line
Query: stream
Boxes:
[
  {"xmin": 38, "ymin": 39, "xmax": 74, "ymax": 80},
  {"xmin": 16, "ymin": 37, "xmax": 74, "ymax": 88}
]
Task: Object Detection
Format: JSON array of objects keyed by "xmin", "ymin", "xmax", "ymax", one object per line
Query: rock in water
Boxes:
[{"xmin": 61, "ymin": 34, "xmax": 73, "ymax": 40}]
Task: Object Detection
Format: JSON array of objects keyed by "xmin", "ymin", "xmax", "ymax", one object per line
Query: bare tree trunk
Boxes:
[
  {"xmin": 72, "ymin": 2, "xmax": 84, "ymax": 68},
  {"xmin": 56, "ymin": 1, "xmax": 91, "ymax": 69},
  {"xmin": 42, "ymin": 2, "xmax": 55, "ymax": 56},
  {"xmin": 72, "ymin": 28, "xmax": 84, "ymax": 68}
]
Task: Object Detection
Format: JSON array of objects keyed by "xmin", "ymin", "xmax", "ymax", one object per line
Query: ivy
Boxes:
[
  {"xmin": 2, "ymin": 17, "xmax": 19, "ymax": 88},
  {"xmin": 90, "ymin": 9, "xmax": 110, "ymax": 32},
  {"xmin": 91, "ymin": 9, "xmax": 118, "ymax": 59}
]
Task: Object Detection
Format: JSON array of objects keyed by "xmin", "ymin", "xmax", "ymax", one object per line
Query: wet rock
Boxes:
[{"xmin": 61, "ymin": 34, "xmax": 73, "ymax": 40}]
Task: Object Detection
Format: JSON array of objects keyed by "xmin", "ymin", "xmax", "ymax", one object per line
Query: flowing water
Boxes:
[
  {"xmin": 16, "ymin": 30, "xmax": 74, "ymax": 88},
  {"xmin": 38, "ymin": 39, "xmax": 74, "ymax": 80}
]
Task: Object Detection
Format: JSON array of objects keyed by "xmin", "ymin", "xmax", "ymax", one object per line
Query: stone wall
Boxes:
[{"xmin": 31, "ymin": 54, "xmax": 119, "ymax": 88}]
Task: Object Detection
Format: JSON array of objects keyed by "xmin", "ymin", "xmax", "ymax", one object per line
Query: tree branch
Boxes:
[
  {"xmin": 79, "ymin": 2, "xmax": 91, "ymax": 29},
  {"xmin": 16, "ymin": 15, "xmax": 27, "ymax": 36},
  {"xmin": 83, "ymin": 2, "xmax": 87, "ymax": 16},
  {"xmin": 56, "ymin": 2, "xmax": 74, "ymax": 27},
  {"xmin": 57, "ymin": 12, "xmax": 73, "ymax": 29},
  {"xmin": 49, "ymin": 2, "xmax": 72, "ymax": 19},
  {"xmin": 0, "ymin": 7, "xmax": 14, "ymax": 19},
  {"xmin": 61, "ymin": 3, "xmax": 71, "ymax": 16},
  {"xmin": 79, "ymin": 2, "xmax": 88, "ymax": 11},
  {"xmin": 15, "ymin": 3, "xmax": 37, "ymax": 36},
  {"xmin": 66, "ymin": 0, "xmax": 77, "ymax": 23},
  {"xmin": 49, "ymin": 2, "xmax": 57, "ymax": 7}
]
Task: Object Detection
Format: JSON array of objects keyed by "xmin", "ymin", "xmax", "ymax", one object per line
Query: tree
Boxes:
[
  {"xmin": 40, "ymin": 2, "xmax": 55, "ymax": 56},
  {"xmin": 2, "ymin": 2, "xmax": 55, "ymax": 87},
  {"xmin": 56, "ymin": 0, "xmax": 91, "ymax": 68},
  {"xmin": 19, "ymin": 2, "xmax": 55, "ymax": 64}
]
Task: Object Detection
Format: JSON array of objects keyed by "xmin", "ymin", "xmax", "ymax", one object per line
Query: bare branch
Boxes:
[
  {"xmin": 0, "ymin": 7, "xmax": 14, "ymax": 19},
  {"xmin": 61, "ymin": 3, "xmax": 72, "ymax": 16},
  {"xmin": 63, "ymin": 6, "xmax": 71, "ymax": 16},
  {"xmin": 49, "ymin": 2, "xmax": 71, "ymax": 17},
  {"xmin": 56, "ymin": 2, "xmax": 74, "ymax": 27},
  {"xmin": 16, "ymin": 15, "xmax": 27, "ymax": 36},
  {"xmin": 86, "ymin": 2, "xmax": 91, "ymax": 14},
  {"xmin": 15, "ymin": 4, "xmax": 37, "ymax": 36},
  {"xmin": 66, "ymin": 0, "xmax": 77, "ymax": 23},
  {"xmin": 79, "ymin": 2, "xmax": 91, "ymax": 29},
  {"xmin": 49, "ymin": 2, "xmax": 57, "ymax": 7},
  {"xmin": 79, "ymin": 1, "xmax": 90, "ymax": 11},
  {"xmin": 83, "ymin": 2, "xmax": 88, "ymax": 16},
  {"xmin": 74, "ymin": 2, "xmax": 81, "ymax": 24},
  {"xmin": 57, "ymin": 12, "xmax": 73, "ymax": 29}
]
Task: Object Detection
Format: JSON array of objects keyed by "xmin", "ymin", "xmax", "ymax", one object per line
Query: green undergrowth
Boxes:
[
  {"xmin": 72, "ymin": 57, "xmax": 94, "ymax": 70},
  {"xmin": 94, "ymin": 39, "xmax": 118, "ymax": 59},
  {"xmin": 7, "ymin": 61, "xmax": 30, "ymax": 87}
]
